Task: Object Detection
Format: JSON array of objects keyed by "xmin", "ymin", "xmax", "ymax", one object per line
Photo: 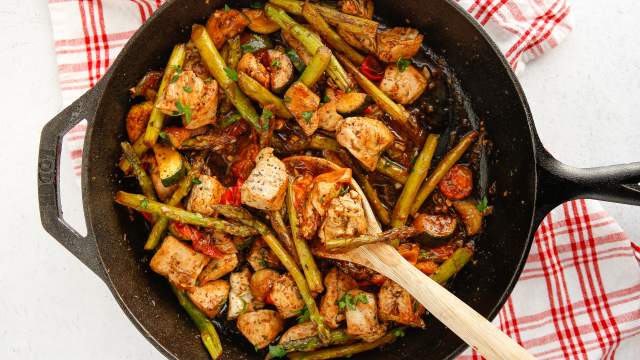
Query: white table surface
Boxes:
[{"xmin": 1, "ymin": 0, "xmax": 638, "ymax": 358}]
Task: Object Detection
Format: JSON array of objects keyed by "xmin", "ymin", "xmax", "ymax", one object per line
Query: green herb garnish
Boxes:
[
  {"xmin": 170, "ymin": 65, "xmax": 183, "ymax": 83},
  {"xmin": 192, "ymin": 178, "xmax": 202, "ymax": 185},
  {"xmin": 337, "ymin": 292, "xmax": 369, "ymax": 311},
  {"xmin": 296, "ymin": 305, "xmax": 310, "ymax": 323},
  {"xmin": 392, "ymin": 328, "xmax": 406, "ymax": 338},
  {"xmin": 140, "ymin": 198, "xmax": 149, "ymax": 209},
  {"xmin": 158, "ymin": 131, "xmax": 168, "ymax": 140},
  {"xmin": 175, "ymin": 100, "xmax": 192, "ymax": 124},
  {"xmin": 283, "ymin": 96, "xmax": 292, "ymax": 103},
  {"xmin": 322, "ymin": 94, "xmax": 331, "ymax": 103},
  {"xmin": 224, "ymin": 4, "xmax": 231, "ymax": 12},
  {"xmin": 396, "ymin": 57, "xmax": 411, "ymax": 72},
  {"xmin": 476, "ymin": 196, "xmax": 489, "ymax": 213},
  {"xmin": 268, "ymin": 345, "xmax": 287, "ymax": 358},
  {"xmin": 271, "ymin": 59, "xmax": 281, "ymax": 68},
  {"xmin": 220, "ymin": 112, "xmax": 242, "ymax": 128},
  {"xmin": 183, "ymin": 85, "xmax": 192, "ymax": 93},
  {"xmin": 339, "ymin": 186, "xmax": 349, "ymax": 196},
  {"xmin": 250, "ymin": 2, "xmax": 264, "ymax": 8},
  {"xmin": 224, "ymin": 67, "xmax": 238, "ymax": 81},
  {"xmin": 301, "ymin": 111, "xmax": 313, "ymax": 124},
  {"xmin": 260, "ymin": 109, "xmax": 273, "ymax": 131}
]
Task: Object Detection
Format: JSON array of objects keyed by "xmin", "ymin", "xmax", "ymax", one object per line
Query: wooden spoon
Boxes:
[{"xmin": 288, "ymin": 156, "xmax": 535, "ymax": 360}]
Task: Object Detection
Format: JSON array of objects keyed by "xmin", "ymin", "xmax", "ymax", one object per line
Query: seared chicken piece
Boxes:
[
  {"xmin": 150, "ymin": 236, "xmax": 210, "ymax": 290},
  {"xmin": 376, "ymin": 27, "xmax": 423, "ymax": 63},
  {"xmin": 270, "ymin": 274, "xmax": 305, "ymax": 319},
  {"xmin": 183, "ymin": 42, "xmax": 210, "ymax": 80},
  {"xmin": 242, "ymin": 8, "xmax": 280, "ymax": 34},
  {"xmin": 186, "ymin": 175, "xmax": 226, "ymax": 217},
  {"xmin": 197, "ymin": 253, "xmax": 239, "ymax": 284},
  {"xmin": 318, "ymin": 190, "xmax": 368, "ymax": 242},
  {"xmin": 337, "ymin": 25, "xmax": 377, "ymax": 54},
  {"xmin": 282, "ymin": 30, "xmax": 313, "ymax": 65},
  {"xmin": 317, "ymin": 100, "xmax": 344, "ymax": 132},
  {"xmin": 291, "ymin": 175, "xmax": 318, "ymax": 240},
  {"xmin": 340, "ymin": 0, "xmax": 374, "ymax": 19},
  {"xmin": 228, "ymin": 267, "xmax": 256, "ymax": 320},
  {"xmin": 247, "ymin": 238, "xmax": 282, "ymax": 271},
  {"xmin": 344, "ymin": 289, "xmax": 386, "ymax": 342},
  {"xmin": 266, "ymin": 49, "xmax": 294, "ymax": 93},
  {"xmin": 126, "ymin": 101, "xmax": 153, "ymax": 143},
  {"xmin": 378, "ymin": 279, "xmax": 426, "ymax": 328},
  {"xmin": 284, "ymin": 82, "xmax": 321, "ymax": 136},
  {"xmin": 187, "ymin": 279, "xmax": 230, "ymax": 318},
  {"xmin": 155, "ymin": 70, "xmax": 219, "ymax": 129},
  {"xmin": 336, "ymin": 116, "xmax": 393, "ymax": 171},
  {"xmin": 205, "ymin": 8, "xmax": 250, "ymax": 48},
  {"xmin": 241, "ymin": 148, "xmax": 288, "ymax": 211},
  {"xmin": 149, "ymin": 158, "xmax": 178, "ymax": 201},
  {"xmin": 379, "ymin": 64, "xmax": 427, "ymax": 105},
  {"xmin": 320, "ymin": 268, "xmax": 358, "ymax": 328},
  {"xmin": 237, "ymin": 52, "xmax": 270, "ymax": 88},
  {"xmin": 236, "ymin": 310, "xmax": 284, "ymax": 349},
  {"xmin": 250, "ymin": 268, "xmax": 280, "ymax": 303},
  {"xmin": 279, "ymin": 321, "xmax": 318, "ymax": 343}
]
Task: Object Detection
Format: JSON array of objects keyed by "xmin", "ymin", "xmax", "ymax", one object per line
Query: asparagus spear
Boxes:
[
  {"xmin": 287, "ymin": 182, "xmax": 324, "ymax": 294},
  {"xmin": 143, "ymin": 44, "xmax": 187, "ymax": 148},
  {"xmin": 410, "ymin": 131, "xmax": 479, "ymax": 215},
  {"xmin": 237, "ymin": 71, "xmax": 292, "ymax": 119},
  {"xmin": 264, "ymin": 4, "xmax": 351, "ymax": 91},
  {"xmin": 226, "ymin": 35, "xmax": 242, "ymax": 70},
  {"xmin": 179, "ymin": 133, "xmax": 236, "ymax": 151},
  {"xmin": 120, "ymin": 141, "xmax": 158, "ymax": 202},
  {"xmin": 268, "ymin": 210, "xmax": 300, "ymax": 264},
  {"xmin": 287, "ymin": 330, "xmax": 401, "ymax": 360},
  {"xmin": 298, "ymin": 46, "xmax": 332, "ymax": 88},
  {"xmin": 211, "ymin": 205, "xmax": 331, "ymax": 343},
  {"xmin": 376, "ymin": 156, "xmax": 409, "ymax": 184},
  {"xmin": 430, "ymin": 247, "xmax": 474, "ymax": 285},
  {"xmin": 191, "ymin": 24, "xmax": 262, "ymax": 131},
  {"xmin": 268, "ymin": 0, "xmax": 378, "ymax": 33},
  {"xmin": 145, "ymin": 160, "xmax": 203, "ymax": 250},
  {"xmin": 268, "ymin": 329, "xmax": 352, "ymax": 358},
  {"xmin": 114, "ymin": 191, "xmax": 258, "ymax": 237},
  {"xmin": 335, "ymin": 52, "xmax": 412, "ymax": 127},
  {"xmin": 170, "ymin": 284, "xmax": 223, "ymax": 359},
  {"xmin": 324, "ymin": 226, "xmax": 420, "ymax": 252},
  {"xmin": 302, "ymin": 2, "xmax": 365, "ymax": 65},
  {"xmin": 391, "ymin": 134, "xmax": 439, "ymax": 228}
]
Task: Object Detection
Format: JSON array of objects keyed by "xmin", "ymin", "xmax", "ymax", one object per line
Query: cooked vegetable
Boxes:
[
  {"xmin": 411, "ymin": 131, "xmax": 479, "ymax": 214},
  {"xmin": 391, "ymin": 134, "xmax": 438, "ymax": 228},
  {"xmin": 286, "ymin": 47, "xmax": 307, "ymax": 72},
  {"xmin": 323, "ymin": 226, "xmax": 419, "ymax": 251},
  {"xmin": 335, "ymin": 93, "xmax": 371, "ymax": 116},
  {"xmin": 269, "ymin": 0, "xmax": 378, "ymax": 34},
  {"xmin": 120, "ymin": 142, "xmax": 157, "ymax": 202},
  {"xmin": 152, "ymin": 143, "xmax": 186, "ymax": 187},
  {"xmin": 271, "ymin": 325, "xmax": 351, "ymax": 357},
  {"xmin": 335, "ymin": 53, "xmax": 411, "ymax": 127},
  {"xmin": 412, "ymin": 214, "xmax": 458, "ymax": 239},
  {"xmin": 376, "ymin": 27, "xmax": 423, "ymax": 63},
  {"xmin": 269, "ymin": 210, "xmax": 299, "ymax": 263},
  {"xmin": 430, "ymin": 246, "xmax": 474, "ymax": 284},
  {"xmin": 240, "ymin": 33, "xmax": 274, "ymax": 53},
  {"xmin": 264, "ymin": 4, "xmax": 351, "ymax": 91},
  {"xmin": 376, "ymin": 156, "xmax": 409, "ymax": 184},
  {"xmin": 129, "ymin": 70, "xmax": 162, "ymax": 100},
  {"xmin": 340, "ymin": 0, "xmax": 374, "ymax": 19},
  {"xmin": 226, "ymin": 35, "xmax": 242, "ymax": 70},
  {"xmin": 439, "ymin": 164, "xmax": 473, "ymax": 200},
  {"xmin": 287, "ymin": 330, "xmax": 399, "ymax": 360},
  {"xmin": 298, "ymin": 46, "xmax": 332, "ymax": 88},
  {"xmin": 238, "ymin": 71, "xmax": 292, "ymax": 118},
  {"xmin": 287, "ymin": 182, "xmax": 324, "ymax": 294},
  {"xmin": 206, "ymin": 8, "xmax": 250, "ymax": 48},
  {"xmin": 302, "ymin": 2, "xmax": 365, "ymax": 65},
  {"xmin": 452, "ymin": 200, "xmax": 483, "ymax": 236},
  {"xmin": 179, "ymin": 133, "xmax": 236, "ymax": 151},
  {"xmin": 115, "ymin": 192, "xmax": 258, "ymax": 237},
  {"xmin": 126, "ymin": 101, "xmax": 153, "ymax": 143},
  {"xmin": 242, "ymin": 8, "xmax": 280, "ymax": 34},
  {"xmin": 171, "ymin": 285, "xmax": 223, "ymax": 359},
  {"xmin": 191, "ymin": 24, "xmax": 261, "ymax": 131}
]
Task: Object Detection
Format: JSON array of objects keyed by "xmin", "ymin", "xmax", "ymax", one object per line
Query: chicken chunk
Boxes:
[
  {"xmin": 379, "ymin": 64, "xmax": 428, "ymax": 105},
  {"xmin": 284, "ymin": 82, "xmax": 321, "ymax": 136},
  {"xmin": 318, "ymin": 190, "xmax": 368, "ymax": 242},
  {"xmin": 186, "ymin": 175, "xmax": 226, "ymax": 217},
  {"xmin": 270, "ymin": 274, "xmax": 305, "ymax": 319},
  {"xmin": 320, "ymin": 268, "xmax": 358, "ymax": 328},
  {"xmin": 247, "ymin": 238, "xmax": 282, "ymax": 271},
  {"xmin": 206, "ymin": 8, "xmax": 250, "ymax": 48},
  {"xmin": 150, "ymin": 236, "xmax": 210, "ymax": 290},
  {"xmin": 155, "ymin": 70, "xmax": 219, "ymax": 129},
  {"xmin": 228, "ymin": 268, "xmax": 256, "ymax": 320},
  {"xmin": 237, "ymin": 52, "xmax": 270, "ymax": 88},
  {"xmin": 250, "ymin": 268, "xmax": 280, "ymax": 303},
  {"xmin": 279, "ymin": 322, "xmax": 318, "ymax": 343},
  {"xmin": 317, "ymin": 100, "xmax": 344, "ymax": 132},
  {"xmin": 187, "ymin": 279, "xmax": 229, "ymax": 318},
  {"xmin": 236, "ymin": 310, "xmax": 284, "ymax": 349},
  {"xmin": 340, "ymin": 0, "xmax": 374, "ymax": 19},
  {"xmin": 183, "ymin": 42, "xmax": 210, "ymax": 80},
  {"xmin": 126, "ymin": 101, "xmax": 153, "ymax": 143},
  {"xmin": 378, "ymin": 279, "xmax": 425, "ymax": 328},
  {"xmin": 241, "ymin": 147, "xmax": 288, "ymax": 211},
  {"xmin": 197, "ymin": 253, "xmax": 239, "ymax": 285},
  {"xmin": 336, "ymin": 117, "xmax": 393, "ymax": 171},
  {"xmin": 376, "ymin": 27, "xmax": 423, "ymax": 63},
  {"xmin": 344, "ymin": 289, "xmax": 386, "ymax": 342},
  {"xmin": 267, "ymin": 49, "xmax": 294, "ymax": 93}
]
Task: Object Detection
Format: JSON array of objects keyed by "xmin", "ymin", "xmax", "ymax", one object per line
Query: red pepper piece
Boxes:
[
  {"xmin": 220, "ymin": 178, "xmax": 244, "ymax": 206},
  {"xmin": 172, "ymin": 222, "xmax": 226, "ymax": 259},
  {"xmin": 360, "ymin": 55, "xmax": 385, "ymax": 81}
]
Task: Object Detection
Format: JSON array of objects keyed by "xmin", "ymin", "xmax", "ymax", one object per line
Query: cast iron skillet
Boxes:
[{"xmin": 37, "ymin": 0, "xmax": 640, "ymax": 359}]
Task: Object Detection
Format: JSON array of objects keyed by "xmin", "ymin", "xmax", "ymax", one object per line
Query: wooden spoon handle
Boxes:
[{"xmin": 358, "ymin": 243, "xmax": 535, "ymax": 360}]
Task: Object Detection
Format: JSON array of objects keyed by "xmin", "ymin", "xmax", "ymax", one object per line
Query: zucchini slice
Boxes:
[
  {"xmin": 240, "ymin": 33, "xmax": 273, "ymax": 53},
  {"xmin": 267, "ymin": 49, "xmax": 294, "ymax": 94},
  {"xmin": 153, "ymin": 143, "xmax": 186, "ymax": 187},
  {"xmin": 242, "ymin": 8, "xmax": 280, "ymax": 34},
  {"xmin": 413, "ymin": 214, "xmax": 457, "ymax": 239},
  {"xmin": 335, "ymin": 92, "xmax": 372, "ymax": 116}
]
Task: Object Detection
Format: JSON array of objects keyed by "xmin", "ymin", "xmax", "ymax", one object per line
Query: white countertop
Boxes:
[{"xmin": 1, "ymin": 0, "xmax": 638, "ymax": 358}]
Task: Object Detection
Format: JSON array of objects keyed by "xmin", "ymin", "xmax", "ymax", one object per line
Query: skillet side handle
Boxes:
[
  {"xmin": 38, "ymin": 83, "xmax": 106, "ymax": 281},
  {"xmin": 534, "ymin": 143, "xmax": 640, "ymax": 225}
]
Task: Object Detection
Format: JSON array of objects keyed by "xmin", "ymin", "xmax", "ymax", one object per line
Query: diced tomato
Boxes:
[
  {"xmin": 370, "ymin": 274, "xmax": 386, "ymax": 286},
  {"xmin": 360, "ymin": 55, "xmax": 385, "ymax": 81},
  {"xmin": 438, "ymin": 164, "xmax": 473, "ymax": 200},
  {"xmin": 397, "ymin": 243, "xmax": 420, "ymax": 265},
  {"xmin": 223, "ymin": 119, "xmax": 250, "ymax": 138},
  {"xmin": 363, "ymin": 104, "xmax": 375, "ymax": 115},
  {"xmin": 264, "ymin": 292, "xmax": 274, "ymax": 305},
  {"xmin": 220, "ymin": 178, "xmax": 244, "ymax": 206},
  {"xmin": 230, "ymin": 143, "xmax": 259, "ymax": 180},
  {"xmin": 141, "ymin": 212, "xmax": 154, "ymax": 223},
  {"xmin": 431, "ymin": 243, "xmax": 456, "ymax": 261},
  {"xmin": 415, "ymin": 261, "xmax": 439, "ymax": 275},
  {"xmin": 172, "ymin": 222, "xmax": 226, "ymax": 258}
]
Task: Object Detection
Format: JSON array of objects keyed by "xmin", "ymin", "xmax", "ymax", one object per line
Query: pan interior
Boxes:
[{"xmin": 84, "ymin": 0, "xmax": 537, "ymax": 359}]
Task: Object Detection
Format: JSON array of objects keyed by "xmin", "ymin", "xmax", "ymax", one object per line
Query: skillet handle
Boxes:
[
  {"xmin": 534, "ymin": 140, "xmax": 640, "ymax": 225},
  {"xmin": 38, "ymin": 82, "xmax": 107, "ymax": 281}
]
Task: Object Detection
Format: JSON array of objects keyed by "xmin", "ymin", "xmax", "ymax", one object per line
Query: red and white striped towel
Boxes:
[{"xmin": 48, "ymin": 1, "xmax": 640, "ymax": 358}]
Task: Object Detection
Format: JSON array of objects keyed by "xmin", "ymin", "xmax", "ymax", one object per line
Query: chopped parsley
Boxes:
[
  {"xmin": 183, "ymin": 85, "xmax": 192, "ymax": 93},
  {"xmin": 268, "ymin": 345, "xmax": 287, "ymax": 358},
  {"xmin": 140, "ymin": 198, "xmax": 149, "ymax": 209},
  {"xmin": 250, "ymin": 2, "xmax": 264, "ymax": 8},
  {"xmin": 337, "ymin": 292, "xmax": 369, "ymax": 311},
  {"xmin": 392, "ymin": 328, "xmax": 406, "ymax": 338},
  {"xmin": 283, "ymin": 96, "xmax": 292, "ymax": 103},
  {"xmin": 260, "ymin": 109, "xmax": 274, "ymax": 131},
  {"xmin": 321, "ymin": 94, "xmax": 331, "ymax": 103},
  {"xmin": 158, "ymin": 131, "xmax": 168, "ymax": 140},
  {"xmin": 301, "ymin": 111, "xmax": 313, "ymax": 124},
  {"xmin": 271, "ymin": 59, "xmax": 281, "ymax": 68},
  {"xmin": 339, "ymin": 185, "xmax": 349, "ymax": 196},
  {"xmin": 192, "ymin": 177, "xmax": 202, "ymax": 185},
  {"xmin": 224, "ymin": 67, "xmax": 238, "ymax": 81},
  {"xmin": 175, "ymin": 100, "xmax": 192, "ymax": 124},
  {"xmin": 396, "ymin": 57, "xmax": 411, "ymax": 72},
  {"xmin": 220, "ymin": 112, "xmax": 242, "ymax": 128},
  {"xmin": 285, "ymin": 49, "xmax": 306, "ymax": 72},
  {"xmin": 224, "ymin": 4, "xmax": 231, "ymax": 12},
  {"xmin": 170, "ymin": 65, "xmax": 183, "ymax": 83},
  {"xmin": 476, "ymin": 196, "xmax": 489, "ymax": 213},
  {"xmin": 296, "ymin": 305, "xmax": 310, "ymax": 323}
]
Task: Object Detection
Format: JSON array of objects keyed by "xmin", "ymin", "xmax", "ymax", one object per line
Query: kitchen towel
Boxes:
[{"xmin": 47, "ymin": 0, "xmax": 640, "ymax": 359}]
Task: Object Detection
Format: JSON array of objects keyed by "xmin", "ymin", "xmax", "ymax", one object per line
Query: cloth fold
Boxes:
[{"xmin": 47, "ymin": 0, "xmax": 640, "ymax": 358}]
